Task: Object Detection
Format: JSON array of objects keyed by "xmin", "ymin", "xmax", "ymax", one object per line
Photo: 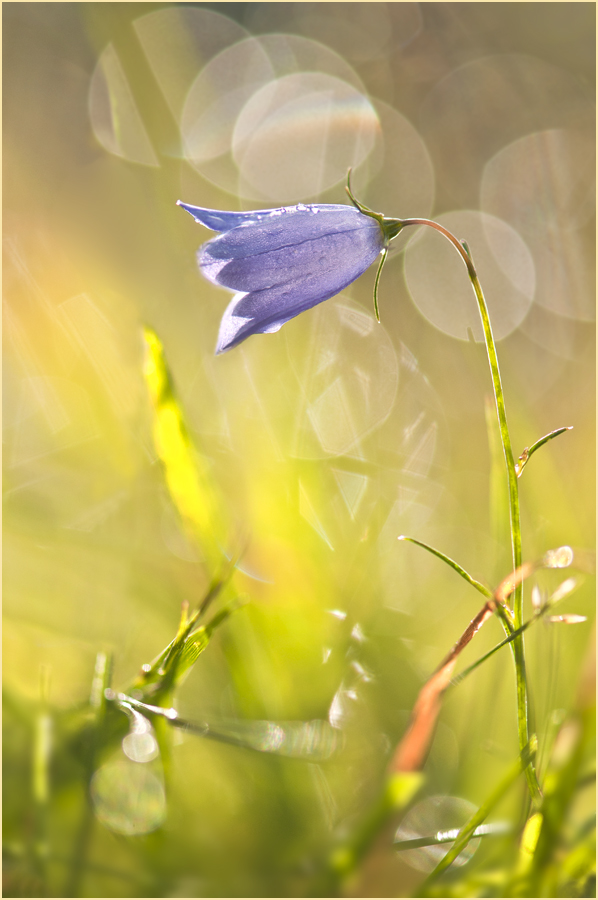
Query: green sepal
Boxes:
[{"xmin": 372, "ymin": 248, "xmax": 388, "ymax": 322}]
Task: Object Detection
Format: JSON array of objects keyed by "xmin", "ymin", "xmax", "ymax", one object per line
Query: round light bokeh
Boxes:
[
  {"xmin": 180, "ymin": 37, "xmax": 274, "ymax": 167},
  {"xmin": 134, "ymin": 7, "xmax": 251, "ymax": 119},
  {"xmin": 89, "ymin": 11, "xmax": 434, "ymax": 207},
  {"xmin": 420, "ymin": 54, "xmax": 595, "ymax": 208},
  {"xmin": 90, "ymin": 7, "xmax": 251, "ymax": 167},
  {"xmin": 518, "ymin": 303, "xmax": 585, "ymax": 362},
  {"xmin": 348, "ymin": 99, "xmax": 435, "ymax": 222},
  {"xmin": 404, "ymin": 211, "xmax": 535, "ymax": 341},
  {"xmin": 91, "ymin": 759, "xmax": 166, "ymax": 836},
  {"xmin": 246, "ymin": 3, "xmax": 409, "ymax": 63},
  {"xmin": 232, "ymin": 72, "xmax": 379, "ymax": 200},
  {"xmin": 481, "ymin": 128, "xmax": 595, "ymax": 321},
  {"xmin": 181, "ymin": 33, "xmax": 380, "ymax": 201},
  {"xmin": 258, "ymin": 32, "xmax": 367, "ymax": 89},
  {"xmin": 395, "ymin": 795, "xmax": 480, "ymax": 872},
  {"xmin": 122, "ymin": 730, "xmax": 160, "ymax": 764}
]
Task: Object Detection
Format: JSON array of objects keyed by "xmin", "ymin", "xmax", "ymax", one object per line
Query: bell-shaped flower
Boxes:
[{"xmin": 177, "ymin": 185, "xmax": 404, "ymax": 353}]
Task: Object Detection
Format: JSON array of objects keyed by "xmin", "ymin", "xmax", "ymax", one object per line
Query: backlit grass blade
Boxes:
[
  {"xmin": 143, "ymin": 326, "xmax": 227, "ymax": 569},
  {"xmin": 419, "ymin": 737, "xmax": 538, "ymax": 892},
  {"xmin": 398, "ymin": 535, "xmax": 493, "ymax": 599},
  {"xmin": 515, "ymin": 426, "xmax": 573, "ymax": 477}
]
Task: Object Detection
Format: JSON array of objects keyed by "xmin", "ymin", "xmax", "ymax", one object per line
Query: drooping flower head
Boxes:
[{"xmin": 177, "ymin": 175, "xmax": 404, "ymax": 353}]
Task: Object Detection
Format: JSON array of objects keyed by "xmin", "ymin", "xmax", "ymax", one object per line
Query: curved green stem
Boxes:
[{"xmin": 398, "ymin": 217, "xmax": 542, "ymax": 806}]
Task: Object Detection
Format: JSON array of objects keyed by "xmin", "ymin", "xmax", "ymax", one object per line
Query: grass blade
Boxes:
[
  {"xmin": 398, "ymin": 535, "xmax": 493, "ymax": 599},
  {"xmin": 516, "ymin": 426, "xmax": 573, "ymax": 477},
  {"xmin": 419, "ymin": 737, "xmax": 538, "ymax": 892}
]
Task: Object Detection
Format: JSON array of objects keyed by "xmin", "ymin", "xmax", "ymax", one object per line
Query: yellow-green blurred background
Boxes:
[{"xmin": 3, "ymin": 3, "xmax": 595, "ymax": 897}]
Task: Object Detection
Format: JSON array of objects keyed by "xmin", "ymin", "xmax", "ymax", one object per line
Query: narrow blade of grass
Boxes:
[
  {"xmin": 516, "ymin": 426, "xmax": 573, "ymax": 477},
  {"xmin": 143, "ymin": 326, "xmax": 227, "ymax": 569},
  {"xmin": 450, "ymin": 615, "xmax": 539, "ymax": 688},
  {"xmin": 419, "ymin": 737, "xmax": 538, "ymax": 893},
  {"xmin": 398, "ymin": 535, "xmax": 493, "ymax": 599}
]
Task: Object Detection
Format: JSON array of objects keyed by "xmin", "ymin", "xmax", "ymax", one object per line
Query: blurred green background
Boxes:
[{"xmin": 3, "ymin": 3, "xmax": 595, "ymax": 897}]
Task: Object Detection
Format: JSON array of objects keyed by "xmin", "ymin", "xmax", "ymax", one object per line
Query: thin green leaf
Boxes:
[
  {"xmin": 420, "ymin": 737, "xmax": 538, "ymax": 891},
  {"xmin": 485, "ymin": 396, "xmax": 509, "ymax": 553},
  {"xmin": 395, "ymin": 821, "xmax": 511, "ymax": 852},
  {"xmin": 174, "ymin": 627, "xmax": 210, "ymax": 679},
  {"xmin": 173, "ymin": 599, "xmax": 247, "ymax": 683},
  {"xmin": 398, "ymin": 216, "xmax": 540, "ymax": 796},
  {"xmin": 526, "ymin": 706, "xmax": 593, "ymax": 896},
  {"xmin": 132, "ymin": 574, "xmax": 242, "ymax": 693},
  {"xmin": 398, "ymin": 535, "xmax": 493, "ymax": 598},
  {"xmin": 107, "ymin": 692, "xmax": 340, "ymax": 761},
  {"xmin": 464, "ymin": 249, "xmax": 541, "ymax": 805},
  {"xmin": 450, "ymin": 615, "xmax": 540, "ymax": 688},
  {"xmin": 516, "ymin": 426, "xmax": 573, "ymax": 477}
]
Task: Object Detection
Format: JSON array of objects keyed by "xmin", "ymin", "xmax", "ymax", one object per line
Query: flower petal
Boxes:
[
  {"xmin": 215, "ymin": 247, "xmax": 376, "ymax": 354},
  {"xmin": 216, "ymin": 295, "xmax": 283, "ymax": 355},
  {"xmin": 200, "ymin": 208, "xmax": 384, "ymax": 293},
  {"xmin": 178, "ymin": 200, "xmax": 388, "ymax": 353},
  {"xmin": 177, "ymin": 201, "xmax": 351, "ymax": 233},
  {"xmin": 177, "ymin": 201, "xmax": 270, "ymax": 232}
]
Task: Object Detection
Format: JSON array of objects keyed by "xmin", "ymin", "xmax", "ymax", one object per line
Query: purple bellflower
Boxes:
[{"xmin": 177, "ymin": 176, "xmax": 405, "ymax": 354}]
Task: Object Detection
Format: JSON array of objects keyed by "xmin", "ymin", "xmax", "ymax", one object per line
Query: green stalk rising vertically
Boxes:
[{"xmin": 395, "ymin": 215, "xmax": 543, "ymax": 806}]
